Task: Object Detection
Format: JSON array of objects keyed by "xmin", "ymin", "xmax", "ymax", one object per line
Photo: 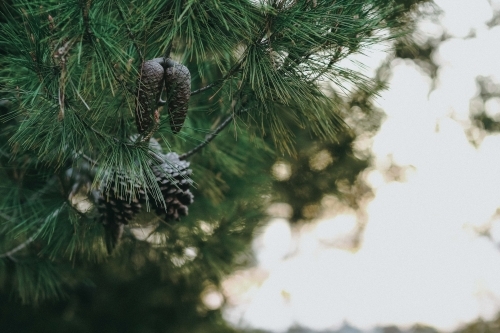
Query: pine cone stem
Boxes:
[{"xmin": 179, "ymin": 107, "xmax": 249, "ymax": 160}]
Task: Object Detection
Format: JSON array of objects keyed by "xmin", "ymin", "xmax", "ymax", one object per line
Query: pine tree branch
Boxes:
[
  {"xmin": 189, "ymin": 20, "xmax": 273, "ymax": 97},
  {"xmin": 163, "ymin": 43, "xmax": 172, "ymax": 60},
  {"xmin": 191, "ymin": 45, "xmax": 250, "ymax": 96},
  {"xmin": 0, "ymin": 147, "xmax": 10, "ymax": 159},
  {"xmin": 22, "ymin": 15, "xmax": 55, "ymax": 100},
  {"xmin": 77, "ymin": 2, "xmax": 137, "ymax": 98},
  {"xmin": 0, "ymin": 211, "xmax": 16, "ymax": 224},
  {"xmin": 116, "ymin": 2, "xmax": 144, "ymax": 63},
  {"xmin": 179, "ymin": 108, "xmax": 247, "ymax": 160},
  {"xmin": 0, "ymin": 231, "xmax": 38, "ymax": 262},
  {"xmin": 27, "ymin": 176, "xmax": 59, "ymax": 203},
  {"xmin": 71, "ymin": 83, "xmax": 137, "ymax": 155},
  {"xmin": 82, "ymin": 0, "xmax": 93, "ymax": 40},
  {"xmin": 73, "ymin": 111, "xmax": 136, "ymax": 147},
  {"xmin": 308, "ymin": 48, "xmax": 347, "ymax": 83},
  {"xmin": 55, "ymin": 39, "xmax": 75, "ymax": 120},
  {"xmin": 75, "ymin": 150, "xmax": 98, "ymax": 166},
  {"xmin": 1, "ymin": 234, "xmax": 33, "ymax": 262},
  {"xmin": 0, "ymin": 205, "xmax": 65, "ymax": 261},
  {"xmin": 190, "ymin": 61, "xmax": 243, "ymax": 96}
]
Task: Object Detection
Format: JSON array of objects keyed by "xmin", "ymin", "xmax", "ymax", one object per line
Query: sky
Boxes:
[{"xmin": 217, "ymin": 0, "xmax": 500, "ymax": 332}]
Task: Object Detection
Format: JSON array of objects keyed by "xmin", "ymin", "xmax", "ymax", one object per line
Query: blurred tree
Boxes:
[
  {"xmin": 469, "ymin": 76, "xmax": 500, "ymax": 135},
  {"xmin": 456, "ymin": 314, "xmax": 500, "ymax": 333},
  {"xmin": 0, "ymin": 0, "xmax": 432, "ymax": 332}
]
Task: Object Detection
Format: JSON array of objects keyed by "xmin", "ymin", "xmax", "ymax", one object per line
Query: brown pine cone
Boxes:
[
  {"xmin": 151, "ymin": 152, "xmax": 194, "ymax": 221},
  {"xmin": 164, "ymin": 61, "xmax": 191, "ymax": 134},
  {"xmin": 135, "ymin": 60, "xmax": 164, "ymax": 136},
  {"xmin": 95, "ymin": 174, "xmax": 144, "ymax": 253}
]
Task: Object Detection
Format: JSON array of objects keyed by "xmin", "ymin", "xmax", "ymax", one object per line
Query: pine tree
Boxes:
[{"xmin": 0, "ymin": 0, "xmax": 431, "ymax": 331}]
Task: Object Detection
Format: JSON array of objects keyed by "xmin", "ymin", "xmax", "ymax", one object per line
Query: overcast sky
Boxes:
[{"xmin": 220, "ymin": 1, "xmax": 500, "ymax": 332}]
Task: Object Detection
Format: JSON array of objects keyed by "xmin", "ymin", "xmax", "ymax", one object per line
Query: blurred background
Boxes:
[
  {"xmin": 221, "ymin": 0, "xmax": 500, "ymax": 332},
  {"xmin": 2, "ymin": 0, "xmax": 500, "ymax": 332}
]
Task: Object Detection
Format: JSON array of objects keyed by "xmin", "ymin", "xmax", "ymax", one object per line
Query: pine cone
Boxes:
[
  {"xmin": 165, "ymin": 61, "xmax": 191, "ymax": 134},
  {"xmin": 135, "ymin": 60, "xmax": 164, "ymax": 136},
  {"xmin": 152, "ymin": 152, "xmax": 194, "ymax": 221},
  {"xmin": 95, "ymin": 173, "xmax": 144, "ymax": 253}
]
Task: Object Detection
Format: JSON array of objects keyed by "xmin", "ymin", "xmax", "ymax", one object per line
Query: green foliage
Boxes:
[
  {"xmin": 457, "ymin": 315, "xmax": 500, "ymax": 333},
  {"xmin": 0, "ymin": 0, "xmax": 432, "ymax": 331}
]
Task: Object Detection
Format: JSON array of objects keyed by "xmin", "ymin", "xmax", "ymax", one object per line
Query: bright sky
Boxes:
[{"xmin": 220, "ymin": 1, "xmax": 500, "ymax": 332}]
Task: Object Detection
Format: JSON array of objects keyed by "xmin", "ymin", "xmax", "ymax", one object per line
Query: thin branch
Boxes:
[
  {"xmin": 163, "ymin": 42, "xmax": 172, "ymax": 60},
  {"xmin": 81, "ymin": 2, "xmax": 136, "ymax": 97},
  {"xmin": 71, "ymin": 82, "xmax": 139, "ymax": 148},
  {"xmin": 190, "ymin": 59, "xmax": 243, "ymax": 96},
  {"xmin": 0, "ymin": 205, "xmax": 65, "ymax": 261},
  {"xmin": 178, "ymin": 26, "xmax": 269, "ymax": 97},
  {"xmin": 73, "ymin": 111, "xmax": 135, "ymax": 147},
  {"xmin": 116, "ymin": 2, "xmax": 144, "ymax": 63},
  {"xmin": 71, "ymin": 80, "xmax": 91, "ymax": 111},
  {"xmin": 308, "ymin": 48, "xmax": 346, "ymax": 83},
  {"xmin": 75, "ymin": 150, "xmax": 98, "ymax": 166},
  {"xmin": 0, "ymin": 211, "xmax": 16, "ymax": 223},
  {"xmin": 22, "ymin": 14, "xmax": 53, "ymax": 100},
  {"xmin": 0, "ymin": 232, "xmax": 38, "ymax": 261},
  {"xmin": 28, "ymin": 175, "xmax": 59, "ymax": 203},
  {"xmin": 82, "ymin": 0, "xmax": 93, "ymax": 40},
  {"xmin": 0, "ymin": 147, "xmax": 10, "ymax": 158},
  {"xmin": 179, "ymin": 108, "xmax": 248, "ymax": 160},
  {"xmin": 54, "ymin": 39, "xmax": 75, "ymax": 120}
]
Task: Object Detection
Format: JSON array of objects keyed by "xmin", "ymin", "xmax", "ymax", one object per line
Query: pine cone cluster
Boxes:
[
  {"xmin": 135, "ymin": 57, "xmax": 191, "ymax": 138},
  {"xmin": 89, "ymin": 149, "xmax": 194, "ymax": 253}
]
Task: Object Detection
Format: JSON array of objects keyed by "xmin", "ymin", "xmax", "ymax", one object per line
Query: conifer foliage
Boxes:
[{"xmin": 0, "ymin": 0, "xmax": 415, "ymax": 308}]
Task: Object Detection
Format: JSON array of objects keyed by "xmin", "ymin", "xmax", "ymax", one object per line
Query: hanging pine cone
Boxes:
[
  {"xmin": 94, "ymin": 173, "xmax": 145, "ymax": 253},
  {"xmin": 135, "ymin": 57, "xmax": 191, "ymax": 136},
  {"xmin": 135, "ymin": 59, "xmax": 164, "ymax": 137},
  {"xmin": 151, "ymin": 152, "xmax": 194, "ymax": 221},
  {"xmin": 164, "ymin": 60, "xmax": 191, "ymax": 134}
]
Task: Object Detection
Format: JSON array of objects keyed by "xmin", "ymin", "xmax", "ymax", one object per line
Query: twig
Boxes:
[
  {"xmin": 82, "ymin": 0, "xmax": 93, "ymax": 40},
  {"xmin": 0, "ymin": 232, "xmax": 38, "ymax": 261},
  {"xmin": 0, "ymin": 212, "xmax": 16, "ymax": 223},
  {"xmin": 71, "ymin": 80, "xmax": 91, "ymax": 111},
  {"xmin": 0, "ymin": 147, "xmax": 10, "ymax": 158},
  {"xmin": 308, "ymin": 49, "xmax": 344, "ymax": 83},
  {"xmin": 71, "ymin": 82, "xmax": 140, "ymax": 148},
  {"xmin": 73, "ymin": 112, "xmax": 136, "ymax": 147},
  {"xmin": 179, "ymin": 108, "xmax": 247, "ymax": 160},
  {"xmin": 28, "ymin": 176, "xmax": 59, "ymax": 203},
  {"xmin": 81, "ymin": 2, "xmax": 136, "ymax": 97},
  {"xmin": 71, "ymin": 148, "xmax": 99, "ymax": 168},
  {"xmin": 190, "ymin": 60, "xmax": 243, "ymax": 96},
  {"xmin": 191, "ymin": 25, "xmax": 270, "ymax": 97},
  {"xmin": 0, "ymin": 205, "xmax": 65, "ymax": 261},
  {"xmin": 116, "ymin": 2, "xmax": 144, "ymax": 63},
  {"xmin": 54, "ymin": 39, "xmax": 75, "ymax": 120},
  {"xmin": 77, "ymin": 151, "xmax": 98, "ymax": 166},
  {"xmin": 22, "ymin": 14, "xmax": 53, "ymax": 99},
  {"xmin": 163, "ymin": 42, "xmax": 172, "ymax": 60}
]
